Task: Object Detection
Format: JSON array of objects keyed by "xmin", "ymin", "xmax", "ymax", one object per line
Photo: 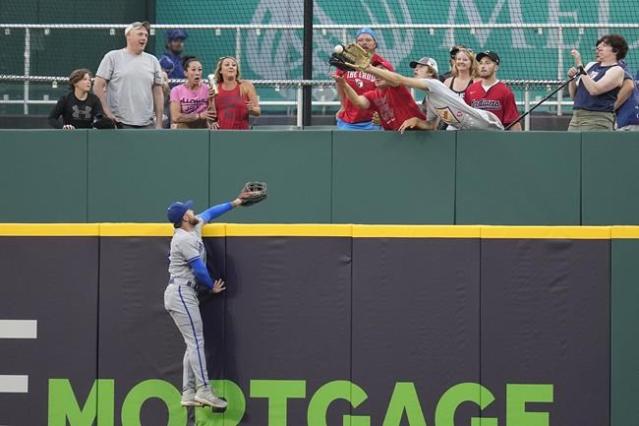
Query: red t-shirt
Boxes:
[
  {"xmin": 362, "ymin": 85, "xmax": 426, "ymax": 131},
  {"xmin": 214, "ymin": 83, "xmax": 249, "ymax": 129},
  {"xmin": 464, "ymin": 81, "xmax": 519, "ymax": 127},
  {"xmin": 336, "ymin": 53, "xmax": 393, "ymax": 124}
]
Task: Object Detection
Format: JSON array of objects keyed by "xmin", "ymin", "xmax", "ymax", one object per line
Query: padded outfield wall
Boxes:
[
  {"xmin": 0, "ymin": 224, "xmax": 638, "ymax": 426},
  {"xmin": 1, "ymin": 130, "xmax": 639, "ymax": 225}
]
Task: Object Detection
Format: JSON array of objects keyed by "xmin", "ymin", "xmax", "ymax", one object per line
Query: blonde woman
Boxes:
[
  {"xmin": 210, "ymin": 56, "xmax": 260, "ymax": 129},
  {"xmin": 443, "ymin": 47, "xmax": 478, "ymax": 99}
]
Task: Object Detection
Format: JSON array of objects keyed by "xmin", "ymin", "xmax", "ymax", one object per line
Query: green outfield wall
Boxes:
[{"xmin": 1, "ymin": 130, "xmax": 638, "ymax": 225}]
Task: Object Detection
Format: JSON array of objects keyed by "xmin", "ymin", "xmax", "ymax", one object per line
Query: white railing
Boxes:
[{"xmin": 2, "ymin": 22, "xmax": 638, "ymax": 128}]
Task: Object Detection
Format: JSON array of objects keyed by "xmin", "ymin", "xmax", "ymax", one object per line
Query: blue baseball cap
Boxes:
[
  {"xmin": 167, "ymin": 200, "xmax": 193, "ymax": 225},
  {"xmin": 356, "ymin": 27, "xmax": 377, "ymax": 43},
  {"xmin": 166, "ymin": 29, "xmax": 188, "ymax": 41}
]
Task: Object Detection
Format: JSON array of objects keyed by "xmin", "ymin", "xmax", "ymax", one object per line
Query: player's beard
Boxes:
[{"xmin": 188, "ymin": 216, "xmax": 200, "ymax": 225}]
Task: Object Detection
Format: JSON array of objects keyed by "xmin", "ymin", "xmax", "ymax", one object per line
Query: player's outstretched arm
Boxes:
[
  {"xmin": 364, "ymin": 66, "xmax": 430, "ymax": 91},
  {"xmin": 199, "ymin": 199, "xmax": 243, "ymax": 225}
]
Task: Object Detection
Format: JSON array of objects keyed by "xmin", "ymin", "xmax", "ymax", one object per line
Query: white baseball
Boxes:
[{"xmin": 334, "ymin": 45, "xmax": 344, "ymax": 54}]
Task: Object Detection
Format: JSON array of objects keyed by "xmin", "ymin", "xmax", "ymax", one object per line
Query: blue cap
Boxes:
[
  {"xmin": 356, "ymin": 27, "xmax": 377, "ymax": 43},
  {"xmin": 167, "ymin": 200, "xmax": 193, "ymax": 225},
  {"xmin": 166, "ymin": 29, "xmax": 188, "ymax": 41}
]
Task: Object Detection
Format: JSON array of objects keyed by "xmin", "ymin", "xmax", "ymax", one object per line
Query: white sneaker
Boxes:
[
  {"xmin": 194, "ymin": 388, "xmax": 228, "ymax": 409},
  {"xmin": 181, "ymin": 389, "xmax": 202, "ymax": 407}
]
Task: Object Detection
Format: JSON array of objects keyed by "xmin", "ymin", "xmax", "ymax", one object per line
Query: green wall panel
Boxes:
[
  {"xmin": 332, "ymin": 131, "xmax": 456, "ymax": 224},
  {"xmin": 88, "ymin": 130, "xmax": 209, "ymax": 222},
  {"xmin": 456, "ymin": 131, "xmax": 581, "ymax": 225},
  {"xmin": 612, "ymin": 239, "xmax": 639, "ymax": 426},
  {"xmin": 582, "ymin": 133, "xmax": 639, "ymax": 225},
  {"xmin": 0, "ymin": 130, "xmax": 87, "ymax": 222},
  {"xmin": 210, "ymin": 131, "xmax": 332, "ymax": 223}
]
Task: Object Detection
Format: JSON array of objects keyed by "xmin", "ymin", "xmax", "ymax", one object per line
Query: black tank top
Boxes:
[{"xmin": 448, "ymin": 76, "xmax": 473, "ymax": 97}]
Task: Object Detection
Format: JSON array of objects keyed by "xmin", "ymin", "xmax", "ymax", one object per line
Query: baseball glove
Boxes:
[
  {"xmin": 329, "ymin": 44, "xmax": 371, "ymax": 71},
  {"xmin": 238, "ymin": 181, "xmax": 267, "ymax": 207}
]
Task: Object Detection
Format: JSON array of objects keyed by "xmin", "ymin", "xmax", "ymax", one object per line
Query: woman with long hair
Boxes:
[
  {"xmin": 210, "ymin": 56, "xmax": 260, "ymax": 129},
  {"xmin": 443, "ymin": 48, "xmax": 478, "ymax": 129},
  {"xmin": 443, "ymin": 48, "xmax": 478, "ymax": 99},
  {"xmin": 170, "ymin": 56, "xmax": 215, "ymax": 129}
]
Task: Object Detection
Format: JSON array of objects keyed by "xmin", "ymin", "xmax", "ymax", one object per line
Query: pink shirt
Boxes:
[{"xmin": 170, "ymin": 83, "xmax": 209, "ymax": 114}]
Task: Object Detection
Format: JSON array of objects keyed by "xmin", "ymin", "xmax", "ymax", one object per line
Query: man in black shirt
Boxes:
[{"xmin": 48, "ymin": 68, "xmax": 103, "ymax": 129}]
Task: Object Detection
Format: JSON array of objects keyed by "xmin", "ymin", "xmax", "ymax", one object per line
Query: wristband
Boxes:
[{"xmin": 578, "ymin": 65, "xmax": 587, "ymax": 76}]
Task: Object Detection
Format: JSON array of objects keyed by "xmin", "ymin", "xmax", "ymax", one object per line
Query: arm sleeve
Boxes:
[
  {"xmin": 91, "ymin": 94, "xmax": 104, "ymax": 118},
  {"xmin": 48, "ymin": 96, "xmax": 66, "ymax": 128},
  {"xmin": 170, "ymin": 86, "xmax": 180, "ymax": 103},
  {"xmin": 159, "ymin": 55, "xmax": 175, "ymax": 73},
  {"xmin": 502, "ymin": 89, "xmax": 520, "ymax": 126},
  {"xmin": 95, "ymin": 52, "xmax": 114, "ymax": 81},
  {"xmin": 152, "ymin": 57, "xmax": 163, "ymax": 85},
  {"xmin": 188, "ymin": 257, "xmax": 213, "ymax": 289},
  {"xmin": 199, "ymin": 202, "xmax": 233, "ymax": 224}
]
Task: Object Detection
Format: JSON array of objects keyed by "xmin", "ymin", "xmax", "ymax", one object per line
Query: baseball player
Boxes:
[{"xmin": 164, "ymin": 184, "xmax": 266, "ymax": 409}]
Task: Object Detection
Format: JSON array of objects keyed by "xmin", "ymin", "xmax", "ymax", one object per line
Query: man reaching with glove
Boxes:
[
  {"xmin": 163, "ymin": 182, "xmax": 267, "ymax": 410},
  {"xmin": 331, "ymin": 45, "xmax": 504, "ymax": 131},
  {"xmin": 334, "ymin": 57, "xmax": 428, "ymax": 131}
]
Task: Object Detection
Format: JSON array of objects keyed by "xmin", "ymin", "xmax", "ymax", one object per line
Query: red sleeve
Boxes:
[
  {"xmin": 501, "ymin": 87, "xmax": 520, "ymax": 126},
  {"xmin": 362, "ymin": 89, "xmax": 378, "ymax": 108},
  {"xmin": 335, "ymin": 69, "xmax": 345, "ymax": 77},
  {"xmin": 463, "ymin": 86, "xmax": 472, "ymax": 105}
]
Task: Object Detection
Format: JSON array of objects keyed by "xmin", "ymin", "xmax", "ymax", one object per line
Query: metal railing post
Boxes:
[
  {"xmin": 235, "ymin": 27, "xmax": 241, "ymax": 61},
  {"xmin": 524, "ymin": 84, "xmax": 530, "ymax": 130},
  {"xmin": 557, "ymin": 27, "xmax": 564, "ymax": 116},
  {"xmin": 296, "ymin": 84, "xmax": 303, "ymax": 128},
  {"xmin": 23, "ymin": 28, "xmax": 31, "ymax": 115}
]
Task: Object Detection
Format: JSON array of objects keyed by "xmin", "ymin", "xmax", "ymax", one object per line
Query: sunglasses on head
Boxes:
[{"xmin": 450, "ymin": 46, "xmax": 473, "ymax": 58}]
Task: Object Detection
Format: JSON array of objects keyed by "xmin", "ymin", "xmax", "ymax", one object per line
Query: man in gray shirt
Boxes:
[{"xmin": 94, "ymin": 21, "xmax": 164, "ymax": 128}]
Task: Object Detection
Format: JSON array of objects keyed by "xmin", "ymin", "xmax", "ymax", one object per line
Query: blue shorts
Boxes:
[{"xmin": 336, "ymin": 118, "xmax": 382, "ymax": 131}]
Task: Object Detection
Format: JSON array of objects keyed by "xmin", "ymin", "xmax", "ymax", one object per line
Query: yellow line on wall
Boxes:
[
  {"xmin": 0, "ymin": 223, "xmax": 637, "ymax": 239},
  {"xmin": 0, "ymin": 224, "xmax": 100, "ymax": 236}
]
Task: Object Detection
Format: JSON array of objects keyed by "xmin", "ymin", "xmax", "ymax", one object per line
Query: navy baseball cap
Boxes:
[
  {"xmin": 166, "ymin": 29, "xmax": 188, "ymax": 41},
  {"xmin": 476, "ymin": 50, "xmax": 500, "ymax": 65},
  {"xmin": 167, "ymin": 200, "xmax": 193, "ymax": 225}
]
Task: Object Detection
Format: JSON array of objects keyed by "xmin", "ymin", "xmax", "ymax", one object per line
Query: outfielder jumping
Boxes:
[{"xmin": 164, "ymin": 183, "xmax": 266, "ymax": 410}]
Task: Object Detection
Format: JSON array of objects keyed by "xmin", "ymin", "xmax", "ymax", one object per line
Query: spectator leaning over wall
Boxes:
[
  {"xmin": 406, "ymin": 57, "xmax": 441, "ymax": 131},
  {"xmin": 567, "ymin": 34, "xmax": 628, "ymax": 131},
  {"xmin": 334, "ymin": 57, "xmax": 427, "ymax": 132},
  {"xmin": 614, "ymin": 61, "xmax": 639, "ymax": 131},
  {"xmin": 48, "ymin": 68, "xmax": 103, "ymax": 129},
  {"xmin": 464, "ymin": 51, "xmax": 522, "ymax": 131},
  {"xmin": 94, "ymin": 21, "xmax": 164, "ymax": 129},
  {"xmin": 334, "ymin": 27, "xmax": 391, "ymax": 131}
]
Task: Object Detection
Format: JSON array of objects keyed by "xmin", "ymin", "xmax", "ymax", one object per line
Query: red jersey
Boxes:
[
  {"xmin": 362, "ymin": 85, "xmax": 426, "ymax": 131},
  {"xmin": 214, "ymin": 83, "xmax": 249, "ymax": 129},
  {"xmin": 337, "ymin": 53, "xmax": 393, "ymax": 124},
  {"xmin": 464, "ymin": 81, "xmax": 519, "ymax": 127}
]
